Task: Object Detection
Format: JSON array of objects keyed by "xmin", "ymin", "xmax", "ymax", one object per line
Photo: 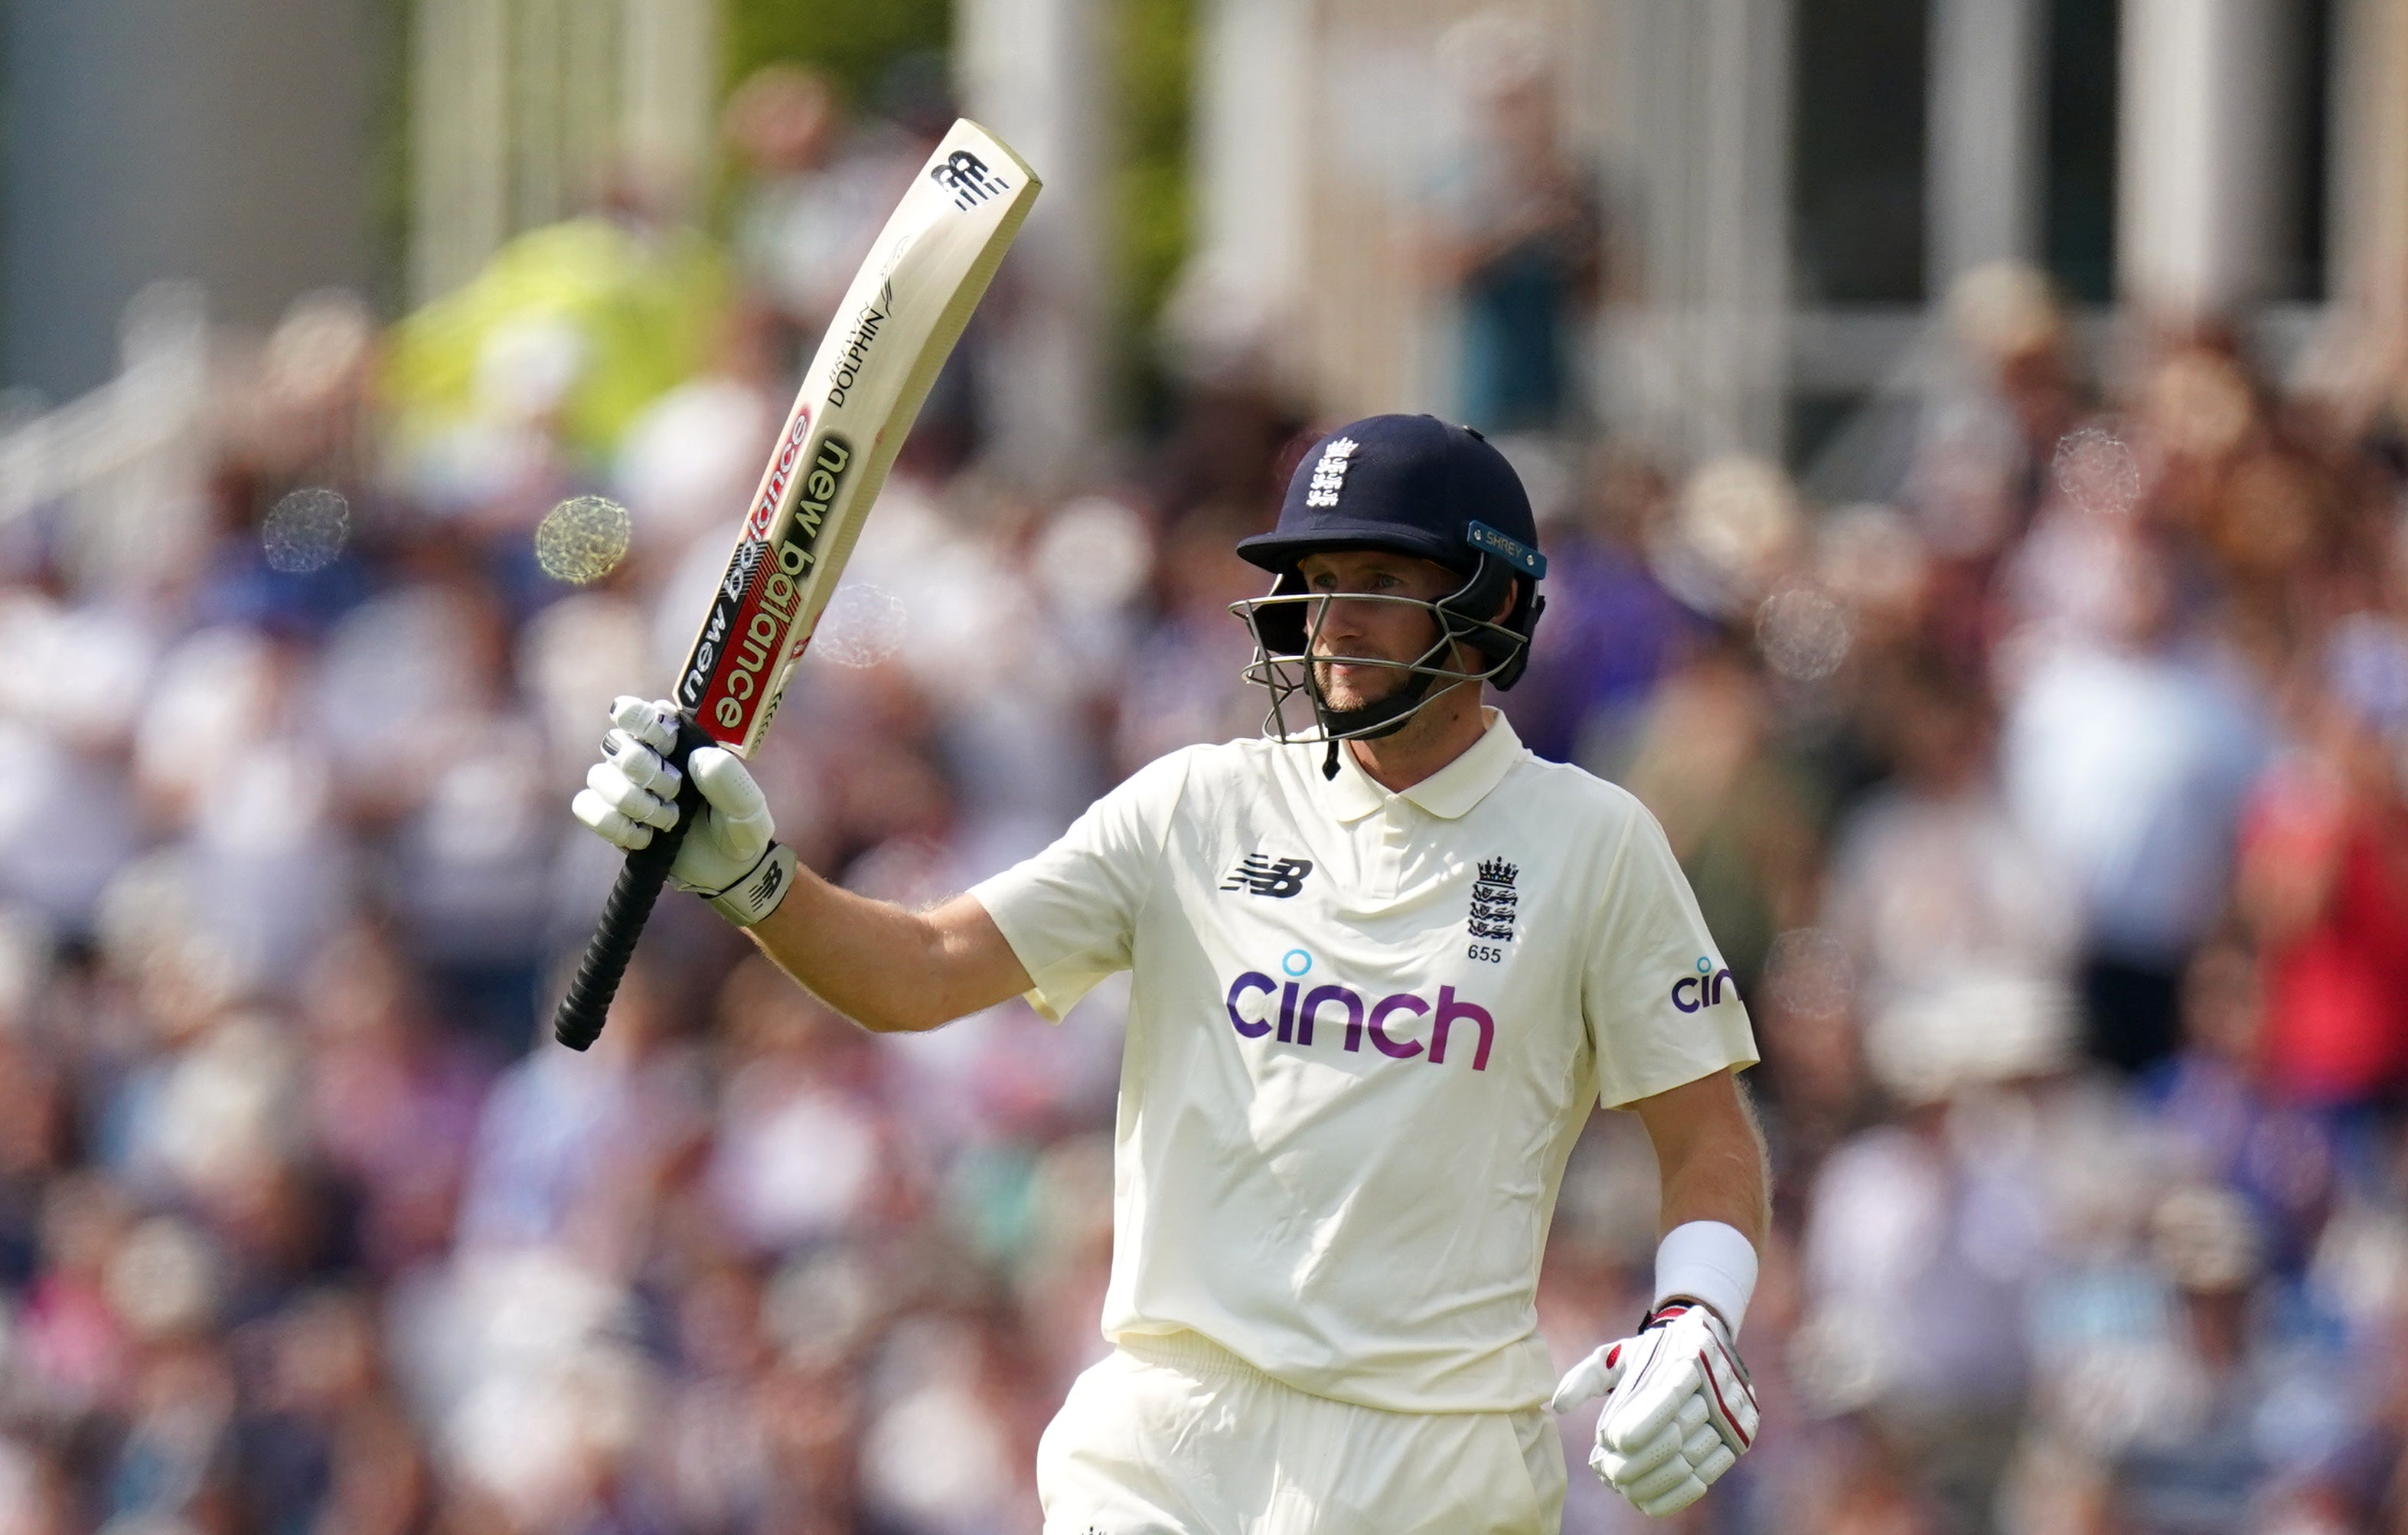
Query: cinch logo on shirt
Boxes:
[
  {"xmin": 1224, "ymin": 969, "xmax": 1494, "ymax": 1071},
  {"xmin": 1221, "ymin": 854, "xmax": 1314, "ymax": 898},
  {"xmin": 1671, "ymin": 957, "xmax": 1737, "ymax": 1014}
]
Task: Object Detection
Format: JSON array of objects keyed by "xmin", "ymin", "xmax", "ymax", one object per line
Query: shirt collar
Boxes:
[{"xmin": 1321, "ymin": 709, "xmax": 1525, "ymax": 823}]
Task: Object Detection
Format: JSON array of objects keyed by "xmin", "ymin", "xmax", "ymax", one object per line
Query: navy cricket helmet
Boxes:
[{"xmin": 1229, "ymin": 414, "xmax": 1548, "ymax": 750}]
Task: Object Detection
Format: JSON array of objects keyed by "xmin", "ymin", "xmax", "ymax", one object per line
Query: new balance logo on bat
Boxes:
[
  {"xmin": 931, "ymin": 149, "xmax": 1010, "ymax": 209},
  {"xmin": 720, "ymin": 537, "xmax": 765, "ymax": 603},
  {"xmin": 1222, "ymin": 854, "xmax": 1313, "ymax": 898}
]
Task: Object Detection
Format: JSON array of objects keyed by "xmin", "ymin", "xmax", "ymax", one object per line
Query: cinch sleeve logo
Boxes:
[
  {"xmin": 1224, "ymin": 965, "xmax": 1493, "ymax": 1071},
  {"xmin": 1671, "ymin": 955, "xmax": 1737, "ymax": 1013}
]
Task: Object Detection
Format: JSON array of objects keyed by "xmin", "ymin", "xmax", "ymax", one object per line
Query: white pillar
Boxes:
[
  {"xmin": 2331, "ymin": 0, "xmax": 2408, "ymax": 327},
  {"xmin": 956, "ymin": 0, "xmax": 1108, "ymax": 488},
  {"xmin": 1189, "ymin": 0, "xmax": 1314, "ymax": 388},
  {"xmin": 1594, "ymin": 0, "xmax": 1793, "ymax": 458},
  {"xmin": 1928, "ymin": 0, "xmax": 2046, "ymax": 283},
  {"xmin": 412, "ymin": 0, "xmax": 514, "ymax": 302},
  {"xmin": 3, "ymin": 0, "xmax": 374, "ymax": 394},
  {"xmin": 511, "ymin": 0, "xmax": 569, "ymax": 231},
  {"xmin": 2119, "ymin": 0, "xmax": 2293, "ymax": 317},
  {"xmin": 621, "ymin": 0, "xmax": 718, "ymax": 220},
  {"xmin": 410, "ymin": 0, "xmax": 716, "ymax": 305}
]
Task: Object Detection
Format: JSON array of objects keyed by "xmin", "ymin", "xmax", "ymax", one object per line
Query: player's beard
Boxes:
[
  {"xmin": 1309, "ymin": 617, "xmax": 1454, "ymax": 714},
  {"xmin": 1310, "ymin": 654, "xmax": 1410, "ymax": 713}
]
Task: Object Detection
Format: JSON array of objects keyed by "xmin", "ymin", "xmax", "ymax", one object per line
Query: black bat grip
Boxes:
[{"xmin": 553, "ymin": 715, "xmax": 712, "ymax": 1050}]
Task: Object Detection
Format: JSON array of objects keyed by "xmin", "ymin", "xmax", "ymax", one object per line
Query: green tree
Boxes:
[
  {"xmin": 1112, "ymin": 0, "xmax": 1193, "ymax": 432},
  {"xmin": 1114, "ymin": 0, "xmax": 1191, "ymax": 338},
  {"xmin": 722, "ymin": 0, "xmax": 951, "ymax": 106}
]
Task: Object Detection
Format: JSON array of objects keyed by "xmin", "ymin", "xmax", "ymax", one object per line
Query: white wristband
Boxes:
[
  {"xmin": 706, "ymin": 844, "xmax": 798, "ymax": 928},
  {"xmin": 1653, "ymin": 1220, "xmax": 1759, "ymax": 1337}
]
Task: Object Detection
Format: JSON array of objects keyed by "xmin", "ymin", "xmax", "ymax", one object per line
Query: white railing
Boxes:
[{"xmin": 0, "ymin": 283, "xmax": 213, "ymax": 592}]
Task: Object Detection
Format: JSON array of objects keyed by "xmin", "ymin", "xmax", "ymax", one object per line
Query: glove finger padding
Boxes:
[
  {"xmin": 571, "ymin": 788, "xmax": 653, "ymax": 851},
  {"xmin": 1598, "ymin": 1392, "xmax": 1709, "ymax": 1483},
  {"xmin": 659, "ymin": 747, "xmax": 778, "ymax": 904},
  {"xmin": 1589, "ymin": 1305, "xmax": 1757, "ymax": 1517},
  {"xmin": 1689, "ymin": 1443, "xmax": 1737, "ymax": 1485},
  {"xmin": 689, "ymin": 747, "xmax": 768, "ymax": 822},
  {"xmin": 686, "ymin": 749, "xmax": 772, "ymax": 864},
  {"xmin": 1549, "ymin": 1342, "xmax": 1627, "ymax": 1414},
  {"xmin": 1627, "ymin": 1442, "xmax": 1734, "ymax": 1520},
  {"xmin": 1612, "ymin": 1435, "xmax": 1703, "ymax": 1506},
  {"xmin": 1691, "ymin": 1312, "xmax": 1758, "ymax": 1452},
  {"xmin": 600, "ymin": 728, "xmax": 682, "ymax": 797},
  {"xmin": 1600, "ymin": 1307, "xmax": 1757, "ymax": 1456},
  {"xmin": 609, "ymin": 695, "xmax": 679, "ymax": 754},
  {"xmin": 586, "ymin": 759, "xmax": 677, "ymax": 830},
  {"xmin": 1629, "ymin": 1463, "xmax": 1715, "ymax": 1520}
]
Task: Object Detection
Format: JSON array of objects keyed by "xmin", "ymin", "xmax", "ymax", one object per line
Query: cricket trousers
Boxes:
[{"xmin": 1036, "ymin": 1331, "xmax": 1565, "ymax": 1535}]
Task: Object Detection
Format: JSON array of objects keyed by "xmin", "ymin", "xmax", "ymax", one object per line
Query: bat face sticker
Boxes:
[{"xmin": 697, "ymin": 434, "xmax": 854, "ymax": 736}]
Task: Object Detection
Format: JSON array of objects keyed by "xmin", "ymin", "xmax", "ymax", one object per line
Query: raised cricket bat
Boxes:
[{"xmin": 553, "ymin": 119, "xmax": 1040, "ymax": 1050}]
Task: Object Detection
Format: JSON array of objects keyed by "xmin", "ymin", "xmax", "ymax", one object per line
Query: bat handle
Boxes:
[{"xmin": 553, "ymin": 714, "xmax": 712, "ymax": 1051}]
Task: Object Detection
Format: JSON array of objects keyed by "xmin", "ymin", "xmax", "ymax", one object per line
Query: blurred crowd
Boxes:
[{"xmin": 5, "ymin": 52, "xmax": 2408, "ymax": 1535}]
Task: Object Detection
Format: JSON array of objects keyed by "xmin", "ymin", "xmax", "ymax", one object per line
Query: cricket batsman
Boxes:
[{"xmin": 574, "ymin": 414, "xmax": 1769, "ymax": 1531}]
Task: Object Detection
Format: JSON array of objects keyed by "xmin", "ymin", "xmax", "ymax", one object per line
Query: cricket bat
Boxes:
[{"xmin": 553, "ymin": 119, "xmax": 1040, "ymax": 1050}]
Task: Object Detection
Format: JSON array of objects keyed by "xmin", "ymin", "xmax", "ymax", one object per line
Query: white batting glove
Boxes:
[
  {"xmin": 1550, "ymin": 1302, "xmax": 1758, "ymax": 1517},
  {"xmin": 570, "ymin": 696, "xmax": 797, "ymax": 926}
]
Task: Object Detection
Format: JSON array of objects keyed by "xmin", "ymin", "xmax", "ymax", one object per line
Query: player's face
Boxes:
[{"xmin": 1295, "ymin": 550, "xmax": 1461, "ymax": 710}]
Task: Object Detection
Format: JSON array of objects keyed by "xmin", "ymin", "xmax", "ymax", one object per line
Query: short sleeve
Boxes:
[
  {"xmin": 1582, "ymin": 802, "xmax": 1760, "ymax": 1108},
  {"xmin": 969, "ymin": 747, "xmax": 1197, "ymax": 1021}
]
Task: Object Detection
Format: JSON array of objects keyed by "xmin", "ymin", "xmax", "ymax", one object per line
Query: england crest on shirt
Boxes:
[{"xmin": 1468, "ymin": 857, "xmax": 1519, "ymax": 942}]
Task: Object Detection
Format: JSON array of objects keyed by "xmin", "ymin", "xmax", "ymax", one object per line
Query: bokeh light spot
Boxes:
[
  {"xmin": 811, "ymin": 583, "xmax": 906, "ymax": 669},
  {"xmin": 1755, "ymin": 586, "xmax": 1854, "ymax": 682},
  {"xmin": 536, "ymin": 495, "xmax": 632, "ymax": 585},
  {"xmin": 262, "ymin": 487, "xmax": 351, "ymax": 573},
  {"xmin": 2053, "ymin": 424, "xmax": 2142, "ymax": 517},
  {"xmin": 1763, "ymin": 928, "xmax": 1854, "ymax": 1021}
]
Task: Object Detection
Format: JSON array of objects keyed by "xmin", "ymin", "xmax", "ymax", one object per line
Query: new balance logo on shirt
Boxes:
[{"xmin": 1222, "ymin": 854, "xmax": 1313, "ymax": 898}]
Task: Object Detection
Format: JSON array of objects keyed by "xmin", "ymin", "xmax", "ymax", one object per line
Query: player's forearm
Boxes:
[
  {"xmin": 1636, "ymin": 1069, "xmax": 1771, "ymax": 1250},
  {"xmin": 742, "ymin": 874, "xmax": 1023, "ymax": 1034},
  {"xmin": 1656, "ymin": 1125, "xmax": 1770, "ymax": 1252}
]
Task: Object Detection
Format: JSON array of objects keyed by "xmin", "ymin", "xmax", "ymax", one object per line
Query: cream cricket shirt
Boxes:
[{"xmin": 969, "ymin": 711, "xmax": 1757, "ymax": 1415}]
